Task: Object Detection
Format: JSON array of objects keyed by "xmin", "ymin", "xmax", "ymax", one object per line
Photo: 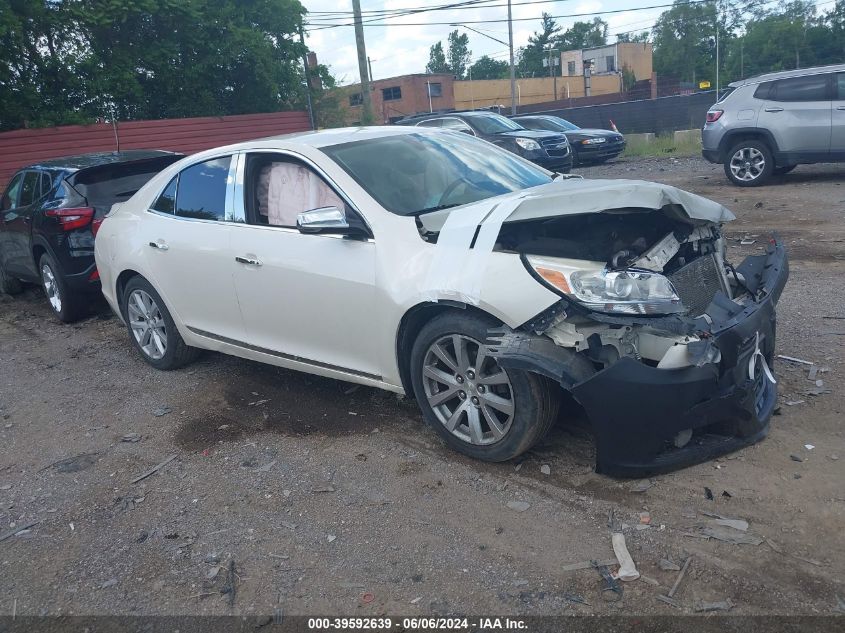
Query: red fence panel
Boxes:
[{"xmin": 0, "ymin": 110, "xmax": 312, "ymax": 186}]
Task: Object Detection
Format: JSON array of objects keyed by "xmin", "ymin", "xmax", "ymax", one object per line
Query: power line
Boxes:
[{"xmin": 306, "ymin": 0, "xmax": 577, "ymax": 18}]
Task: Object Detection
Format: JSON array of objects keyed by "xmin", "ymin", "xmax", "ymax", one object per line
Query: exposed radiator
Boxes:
[{"xmin": 669, "ymin": 253, "xmax": 725, "ymax": 316}]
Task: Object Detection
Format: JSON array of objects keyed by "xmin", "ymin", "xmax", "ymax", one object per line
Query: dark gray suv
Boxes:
[{"xmin": 702, "ymin": 63, "xmax": 845, "ymax": 186}]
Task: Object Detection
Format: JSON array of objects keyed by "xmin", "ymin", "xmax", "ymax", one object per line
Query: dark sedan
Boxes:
[
  {"xmin": 512, "ymin": 114, "xmax": 625, "ymax": 165},
  {"xmin": 0, "ymin": 150, "xmax": 183, "ymax": 321},
  {"xmin": 396, "ymin": 111, "xmax": 573, "ymax": 173}
]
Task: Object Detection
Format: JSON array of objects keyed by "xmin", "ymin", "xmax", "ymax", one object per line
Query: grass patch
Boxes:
[{"xmin": 622, "ymin": 133, "xmax": 701, "ymax": 159}]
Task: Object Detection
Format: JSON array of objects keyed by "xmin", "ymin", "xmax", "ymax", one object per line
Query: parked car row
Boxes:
[
  {"xmin": 1, "ymin": 126, "xmax": 787, "ymax": 477},
  {"xmin": 395, "ymin": 110, "xmax": 625, "ymax": 172}
]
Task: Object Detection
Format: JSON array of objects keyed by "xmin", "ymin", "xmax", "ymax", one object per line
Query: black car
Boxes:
[
  {"xmin": 0, "ymin": 150, "xmax": 183, "ymax": 322},
  {"xmin": 396, "ymin": 111, "xmax": 573, "ymax": 173},
  {"xmin": 511, "ymin": 114, "xmax": 626, "ymax": 165}
]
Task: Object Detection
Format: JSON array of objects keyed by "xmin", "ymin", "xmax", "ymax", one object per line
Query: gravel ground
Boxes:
[{"xmin": 0, "ymin": 156, "xmax": 843, "ymax": 619}]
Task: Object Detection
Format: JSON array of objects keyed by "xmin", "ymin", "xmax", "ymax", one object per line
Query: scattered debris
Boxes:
[
  {"xmin": 206, "ymin": 566, "xmax": 221, "ymax": 580},
  {"xmin": 659, "ymin": 559, "xmax": 681, "ymax": 572},
  {"xmin": 805, "ymin": 444, "xmax": 815, "ymax": 451},
  {"xmin": 220, "ymin": 559, "xmax": 237, "ymax": 607},
  {"xmin": 804, "ymin": 387, "xmax": 831, "ymax": 396},
  {"xmin": 666, "ymin": 557, "xmax": 692, "ymax": 599},
  {"xmin": 611, "ymin": 518, "xmax": 640, "ymax": 581},
  {"xmin": 698, "ymin": 523, "xmax": 763, "ymax": 545},
  {"xmin": 42, "ymin": 452, "xmax": 98, "ymax": 474},
  {"xmin": 344, "ymin": 385, "xmax": 360, "ymax": 395},
  {"xmin": 100, "ymin": 579, "xmax": 118, "ymax": 589},
  {"xmin": 694, "ymin": 599, "xmax": 734, "ymax": 612},
  {"xmin": 785, "ymin": 399, "xmax": 805, "ymax": 406},
  {"xmin": 808, "ymin": 366, "xmax": 820, "ymax": 381},
  {"xmin": 639, "ymin": 512, "xmax": 651, "ymax": 525},
  {"xmin": 562, "ymin": 592, "xmax": 590, "ymax": 606},
  {"xmin": 152, "ymin": 406, "xmax": 172, "ymax": 417},
  {"xmin": 629, "ymin": 479, "xmax": 654, "ymax": 493},
  {"xmin": 327, "ymin": 534, "xmax": 337, "ymax": 543},
  {"xmin": 740, "ymin": 239, "xmax": 756, "ymax": 245},
  {"xmin": 562, "ymin": 559, "xmax": 617, "ymax": 572},
  {"xmin": 311, "ymin": 486, "xmax": 335, "ymax": 493},
  {"xmin": 0, "ymin": 484, "xmax": 10, "ymax": 491},
  {"xmin": 704, "ymin": 487, "xmax": 714, "ymax": 501},
  {"xmin": 712, "ymin": 518, "xmax": 749, "ymax": 532},
  {"xmin": 361, "ymin": 592, "xmax": 375, "ymax": 604},
  {"xmin": 278, "ymin": 521, "xmax": 297, "ymax": 530},
  {"xmin": 507, "ymin": 500, "xmax": 530, "ymax": 512},
  {"xmin": 0, "ymin": 520, "xmax": 40, "ymax": 543},
  {"xmin": 254, "ymin": 460, "xmax": 277, "ymax": 473},
  {"xmin": 790, "ymin": 454, "xmax": 804, "ymax": 463},
  {"xmin": 593, "ymin": 561, "xmax": 623, "ymax": 602},
  {"xmin": 540, "ymin": 464, "xmax": 551, "ymax": 475},
  {"xmin": 121, "ymin": 433, "xmax": 141, "ymax": 443},
  {"xmin": 131, "ymin": 454, "xmax": 177, "ymax": 484},
  {"xmin": 835, "ymin": 595, "xmax": 845, "ymax": 614},
  {"xmin": 657, "ymin": 594, "xmax": 682, "ymax": 608},
  {"xmin": 777, "ymin": 355, "xmax": 814, "ymax": 366},
  {"xmin": 639, "ymin": 575, "xmax": 659, "ymax": 586},
  {"xmin": 248, "ymin": 399, "xmax": 270, "ymax": 407}
]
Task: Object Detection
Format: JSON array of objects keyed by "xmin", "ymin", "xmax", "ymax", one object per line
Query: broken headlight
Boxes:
[{"xmin": 526, "ymin": 255, "xmax": 685, "ymax": 315}]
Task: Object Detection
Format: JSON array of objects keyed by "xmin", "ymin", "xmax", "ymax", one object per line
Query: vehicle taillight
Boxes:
[
  {"xmin": 45, "ymin": 207, "xmax": 94, "ymax": 231},
  {"xmin": 706, "ymin": 110, "xmax": 724, "ymax": 123},
  {"xmin": 92, "ymin": 217, "xmax": 104, "ymax": 237},
  {"xmin": 89, "ymin": 269, "xmax": 100, "ymax": 281}
]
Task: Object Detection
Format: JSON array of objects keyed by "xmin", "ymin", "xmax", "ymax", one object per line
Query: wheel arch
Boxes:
[
  {"xmin": 718, "ymin": 128, "xmax": 779, "ymax": 162},
  {"xmin": 395, "ymin": 301, "xmax": 503, "ymax": 397},
  {"xmin": 115, "ymin": 269, "xmax": 143, "ymax": 318}
]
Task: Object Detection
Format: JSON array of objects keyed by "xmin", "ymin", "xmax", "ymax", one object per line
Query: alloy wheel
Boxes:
[
  {"xmin": 422, "ymin": 334, "xmax": 514, "ymax": 445},
  {"xmin": 127, "ymin": 289, "xmax": 167, "ymax": 360},
  {"xmin": 729, "ymin": 147, "xmax": 766, "ymax": 182},
  {"xmin": 41, "ymin": 263, "xmax": 62, "ymax": 313}
]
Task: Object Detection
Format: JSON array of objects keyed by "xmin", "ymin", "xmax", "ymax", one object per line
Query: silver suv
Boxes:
[{"xmin": 702, "ymin": 63, "xmax": 845, "ymax": 186}]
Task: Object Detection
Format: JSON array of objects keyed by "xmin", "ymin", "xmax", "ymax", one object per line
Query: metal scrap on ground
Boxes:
[{"xmin": 131, "ymin": 454, "xmax": 177, "ymax": 484}]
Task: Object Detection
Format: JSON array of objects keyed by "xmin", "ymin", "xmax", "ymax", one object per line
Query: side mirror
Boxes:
[{"xmin": 296, "ymin": 206, "xmax": 350, "ymax": 234}]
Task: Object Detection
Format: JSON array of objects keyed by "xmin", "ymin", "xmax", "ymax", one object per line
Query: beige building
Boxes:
[
  {"xmin": 561, "ymin": 42, "xmax": 653, "ymax": 82},
  {"xmin": 453, "ymin": 74, "xmax": 621, "ymax": 111},
  {"xmin": 336, "ymin": 73, "xmax": 455, "ymax": 125}
]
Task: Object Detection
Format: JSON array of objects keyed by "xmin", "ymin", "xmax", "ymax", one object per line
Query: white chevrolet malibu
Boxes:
[{"xmin": 95, "ymin": 126, "xmax": 788, "ymax": 476}]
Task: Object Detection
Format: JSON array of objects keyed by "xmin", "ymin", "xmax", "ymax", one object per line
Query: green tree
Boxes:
[
  {"xmin": 616, "ymin": 31, "xmax": 650, "ymax": 43},
  {"xmin": 468, "ymin": 55, "xmax": 509, "ymax": 80},
  {"xmin": 426, "ymin": 41, "xmax": 449, "ymax": 74},
  {"xmin": 446, "ymin": 29, "xmax": 471, "ymax": 79},
  {"xmin": 517, "ymin": 13, "xmax": 560, "ymax": 77},
  {"xmin": 652, "ymin": 0, "xmax": 719, "ymax": 84},
  {"xmin": 558, "ymin": 17, "xmax": 608, "ymax": 50}
]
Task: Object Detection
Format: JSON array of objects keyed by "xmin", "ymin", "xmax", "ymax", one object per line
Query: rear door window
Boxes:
[
  {"xmin": 836, "ymin": 73, "xmax": 845, "ymax": 100},
  {"xmin": 770, "ymin": 74, "xmax": 830, "ymax": 102},
  {"xmin": 174, "ymin": 156, "xmax": 232, "ymax": 221},
  {"xmin": 152, "ymin": 176, "xmax": 177, "ymax": 214}
]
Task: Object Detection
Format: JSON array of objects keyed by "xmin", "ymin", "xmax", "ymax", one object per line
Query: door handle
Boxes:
[
  {"xmin": 837, "ymin": 105, "xmax": 845, "ymax": 111},
  {"xmin": 235, "ymin": 256, "xmax": 262, "ymax": 266},
  {"xmin": 764, "ymin": 107, "xmax": 783, "ymax": 112},
  {"xmin": 148, "ymin": 241, "xmax": 168, "ymax": 250}
]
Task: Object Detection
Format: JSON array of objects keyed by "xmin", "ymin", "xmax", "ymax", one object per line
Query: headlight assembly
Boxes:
[
  {"xmin": 526, "ymin": 255, "xmax": 684, "ymax": 315},
  {"xmin": 515, "ymin": 138, "xmax": 541, "ymax": 151},
  {"xmin": 581, "ymin": 137, "xmax": 607, "ymax": 145}
]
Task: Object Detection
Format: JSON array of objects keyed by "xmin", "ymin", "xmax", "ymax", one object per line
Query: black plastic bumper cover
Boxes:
[{"xmin": 500, "ymin": 241, "xmax": 789, "ymax": 477}]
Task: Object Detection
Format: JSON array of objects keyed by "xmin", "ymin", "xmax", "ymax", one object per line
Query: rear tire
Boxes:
[
  {"xmin": 121, "ymin": 276, "xmax": 199, "ymax": 370},
  {"xmin": 410, "ymin": 311, "xmax": 559, "ymax": 462},
  {"xmin": 724, "ymin": 139, "xmax": 774, "ymax": 187},
  {"xmin": 39, "ymin": 253, "xmax": 83, "ymax": 322},
  {"xmin": 0, "ymin": 258, "xmax": 22, "ymax": 295}
]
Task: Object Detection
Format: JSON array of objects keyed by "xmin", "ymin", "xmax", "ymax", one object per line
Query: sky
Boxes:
[{"xmin": 303, "ymin": 0, "xmax": 669, "ymax": 85}]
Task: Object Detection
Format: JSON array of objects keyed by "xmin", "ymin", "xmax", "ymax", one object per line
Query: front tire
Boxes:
[
  {"xmin": 724, "ymin": 139, "xmax": 774, "ymax": 187},
  {"xmin": 39, "ymin": 253, "xmax": 83, "ymax": 322},
  {"xmin": 410, "ymin": 311, "xmax": 559, "ymax": 462},
  {"xmin": 122, "ymin": 276, "xmax": 199, "ymax": 370}
]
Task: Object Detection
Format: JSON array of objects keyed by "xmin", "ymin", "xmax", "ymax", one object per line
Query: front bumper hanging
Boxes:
[{"xmin": 491, "ymin": 239, "xmax": 789, "ymax": 477}]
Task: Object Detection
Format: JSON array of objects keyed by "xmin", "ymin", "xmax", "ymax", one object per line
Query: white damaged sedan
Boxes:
[{"xmin": 95, "ymin": 126, "xmax": 788, "ymax": 476}]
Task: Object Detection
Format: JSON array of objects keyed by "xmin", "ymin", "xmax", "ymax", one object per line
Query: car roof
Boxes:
[
  {"xmin": 250, "ymin": 125, "xmax": 453, "ymax": 149},
  {"xmin": 729, "ymin": 63, "xmax": 845, "ymax": 88},
  {"xmin": 26, "ymin": 150, "xmax": 183, "ymax": 172}
]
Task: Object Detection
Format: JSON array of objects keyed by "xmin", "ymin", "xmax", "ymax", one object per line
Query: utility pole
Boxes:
[
  {"xmin": 298, "ymin": 26, "xmax": 316, "ymax": 130},
  {"xmin": 367, "ymin": 56, "xmax": 374, "ymax": 83},
  {"xmin": 507, "ymin": 0, "xmax": 516, "ymax": 114},
  {"xmin": 352, "ymin": 0, "xmax": 374, "ymax": 124}
]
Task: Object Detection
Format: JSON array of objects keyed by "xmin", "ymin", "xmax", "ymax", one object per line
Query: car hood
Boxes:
[
  {"xmin": 419, "ymin": 178, "xmax": 734, "ymax": 233},
  {"xmin": 565, "ymin": 129, "xmax": 623, "ymax": 140},
  {"xmin": 496, "ymin": 129, "xmax": 565, "ymax": 140}
]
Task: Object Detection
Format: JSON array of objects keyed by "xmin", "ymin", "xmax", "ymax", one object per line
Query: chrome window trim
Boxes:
[
  {"xmin": 438, "ymin": 117, "xmax": 476, "ymax": 136},
  {"xmin": 234, "ymin": 148, "xmax": 375, "ymax": 238}
]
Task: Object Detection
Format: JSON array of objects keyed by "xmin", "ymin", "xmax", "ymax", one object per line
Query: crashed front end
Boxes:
[{"xmin": 473, "ymin": 181, "xmax": 789, "ymax": 477}]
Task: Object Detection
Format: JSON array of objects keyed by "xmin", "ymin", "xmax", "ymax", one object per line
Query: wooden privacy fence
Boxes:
[{"xmin": 0, "ymin": 110, "xmax": 312, "ymax": 186}]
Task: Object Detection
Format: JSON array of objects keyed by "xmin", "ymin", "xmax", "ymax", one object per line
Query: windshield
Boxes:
[
  {"xmin": 468, "ymin": 113, "xmax": 524, "ymax": 135},
  {"xmin": 322, "ymin": 132, "xmax": 553, "ymax": 216},
  {"xmin": 547, "ymin": 117, "xmax": 579, "ymax": 131}
]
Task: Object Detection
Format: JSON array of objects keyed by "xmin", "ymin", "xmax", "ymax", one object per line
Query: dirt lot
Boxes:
[{"xmin": 1, "ymin": 156, "xmax": 843, "ymax": 619}]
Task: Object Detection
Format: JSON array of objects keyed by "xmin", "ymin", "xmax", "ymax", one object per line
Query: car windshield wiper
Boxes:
[{"xmin": 408, "ymin": 203, "xmax": 462, "ymax": 216}]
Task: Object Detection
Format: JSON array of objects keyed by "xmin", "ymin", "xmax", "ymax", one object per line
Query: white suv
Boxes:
[
  {"xmin": 95, "ymin": 126, "xmax": 788, "ymax": 476},
  {"xmin": 702, "ymin": 63, "xmax": 845, "ymax": 186}
]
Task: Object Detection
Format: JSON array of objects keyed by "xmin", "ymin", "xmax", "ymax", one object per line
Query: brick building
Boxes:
[{"xmin": 337, "ymin": 73, "xmax": 455, "ymax": 125}]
